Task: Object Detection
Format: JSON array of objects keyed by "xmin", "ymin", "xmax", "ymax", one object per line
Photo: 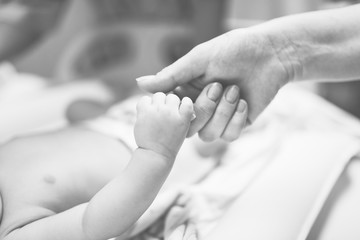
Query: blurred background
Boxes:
[
  {"xmin": 0, "ymin": 0, "xmax": 359, "ymax": 141},
  {"xmin": 11, "ymin": 0, "xmax": 326, "ymax": 79},
  {"xmin": 1, "ymin": 1, "xmax": 360, "ymax": 240}
]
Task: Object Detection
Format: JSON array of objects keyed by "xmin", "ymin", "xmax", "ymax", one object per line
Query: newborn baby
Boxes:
[{"xmin": 0, "ymin": 93, "xmax": 195, "ymax": 240}]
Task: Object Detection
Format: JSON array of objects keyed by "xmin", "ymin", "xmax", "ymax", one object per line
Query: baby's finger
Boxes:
[
  {"xmin": 166, "ymin": 94, "xmax": 181, "ymax": 108},
  {"xmin": 152, "ymin": 92, "xmax": 166, "ymax": 104},
  {"xmin": 198, "ymin": 85, "xmax": 239, "ymax": 142},
  {"xmin": 187, "ymin": 83, "xmax": 223, "ymax": 137},
  {"xmin": 136, "ymin": 95, "xmax": 152, "ymax": 111},
  {"xmin": 179, "ymin": 97, "xmax": 194, "ymax": 120},
  {"xmin": 221, "ymin": 100, "xmax": 248, "ymax": 142}
]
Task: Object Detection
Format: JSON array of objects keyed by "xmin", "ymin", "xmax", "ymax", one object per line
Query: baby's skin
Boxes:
[{"xmin": 0, "ymin": 93, "xmax": 194, "ymax": 240}]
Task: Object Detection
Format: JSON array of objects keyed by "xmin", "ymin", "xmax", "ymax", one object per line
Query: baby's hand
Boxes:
[{"xmin": 134, "ymin": 93, "xmax": 194, "ymax": 159}]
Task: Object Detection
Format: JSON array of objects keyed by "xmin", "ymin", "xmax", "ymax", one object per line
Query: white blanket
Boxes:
[{"xmin": 122, "ymin": 85, "xmax": 360, "ymax": 240}]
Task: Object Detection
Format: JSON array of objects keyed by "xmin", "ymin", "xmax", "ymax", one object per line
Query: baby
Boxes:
[{"xmin": 0, "ymin": 93, "xmax": 195, "ymax": 240}]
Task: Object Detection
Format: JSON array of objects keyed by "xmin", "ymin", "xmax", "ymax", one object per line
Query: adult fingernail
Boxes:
[
  {"xmin": 207, "ymin": 83, "xmax": 222, "ymax": 102},
  {"xmin": 225, "ymin": 85, "xmax": 239, "ymax": 104},
  {"xmin": 136, "ymin": 75, "xmax": 155, "ymax": 82},
  {"xmin": 237, "ymin": 100, "xmax": 247, "ymax": 113}
]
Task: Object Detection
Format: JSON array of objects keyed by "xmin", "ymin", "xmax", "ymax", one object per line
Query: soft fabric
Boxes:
[{"xmin": 121, "ymin": 85, "xmax": 360, "ymax": 240}]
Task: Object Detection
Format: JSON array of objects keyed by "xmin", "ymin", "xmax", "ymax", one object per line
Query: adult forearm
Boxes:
[{"xmin": 256, "ymin": 4, "xmax": 360, "ymax": 82}]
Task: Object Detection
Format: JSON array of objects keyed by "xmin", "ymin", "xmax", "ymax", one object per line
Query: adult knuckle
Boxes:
[
  {"xmin": 169, "ymin": 74, "xmax": 179, "ymax": 85},
  {"xmin": 196, "ymin": 104, "xmax": 215, "ymax": 118},
  {"xmin": 217, "ymin": 109, "xmax": 233, "ymax": 119}
]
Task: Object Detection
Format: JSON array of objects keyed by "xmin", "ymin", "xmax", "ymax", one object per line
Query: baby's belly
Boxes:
[
  {"xmin": 36, "ymin": 154, "xmax": 130, "ymax": 212},
  {"xmin": 1, "ymin": 132, "xmax": 132, "ymax": 214}
]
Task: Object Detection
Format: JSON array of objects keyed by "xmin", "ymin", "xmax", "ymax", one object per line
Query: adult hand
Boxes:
[
  {"xmin": 137, "ymin": 28, "xmax": 291, "ymax": 138},
  {"xmin": 186, "ymin": 82, "xmax": 248, "ymax": 142}
]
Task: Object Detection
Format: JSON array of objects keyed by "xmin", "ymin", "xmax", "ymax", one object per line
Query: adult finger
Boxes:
[
  {"xmin": 136, "ymin": 45, "xmax": 208, "ymax": 93},
  {"xmin": 198, "ymin": 85, "xmax": 240, "ymax": 142},
  {"xmin": 187, "ymin": 82, "xmax": 223, "ymax": 137},
  {"xmin": 173, "ymin": 83, "xmax": 202, "ymax": 102},
  {"xmin": 221, "ymin": 100, "xmax": 248, "ymax": 141}
]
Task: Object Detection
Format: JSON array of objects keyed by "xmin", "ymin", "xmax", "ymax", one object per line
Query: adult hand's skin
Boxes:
[
  {"xmin": 136, "ymin": 25, "xmax": 290, "ymax": 143},
  {"xmin": 187, "ymin": 83, "xmax": 248, "ymax": 142},
  {"xmin": 137, "ymin": 28, "xmax": 288, "ymax": 125},
  {"xmin": 137, "ymin": 4, "xmax": 360, "ymax": 141}
]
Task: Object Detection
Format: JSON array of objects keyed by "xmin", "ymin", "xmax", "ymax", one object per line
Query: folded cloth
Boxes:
[
  {"xmin": 83, "ymin": 96, "xmax": 139, "ymax": 151},
  {"xmin": 123, "ymin": 85, "xmax": 360, "ymax": 240},
  {"xmin": 0, "ymin": 62, "xmax": 48, "ymax": 103}
]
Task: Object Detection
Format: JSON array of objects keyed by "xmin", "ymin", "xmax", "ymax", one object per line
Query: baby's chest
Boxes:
[{"xmin": 1, "ymin": 158, "xmax": 124, "ymax": 214}]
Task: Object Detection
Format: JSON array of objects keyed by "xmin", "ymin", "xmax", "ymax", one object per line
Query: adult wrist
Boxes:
[{"xmin": 253, "ymin": 17, "xmax": 306, "ymax": 83}]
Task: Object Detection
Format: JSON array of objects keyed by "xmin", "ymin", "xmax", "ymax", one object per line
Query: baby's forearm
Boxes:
[
  {"xmin": 82, "ymin": 148, "xmax": 174, "ymax": 240},
  {"xmin": 255, "ymin": 4, "xmax": 360, "ymax": 82}
]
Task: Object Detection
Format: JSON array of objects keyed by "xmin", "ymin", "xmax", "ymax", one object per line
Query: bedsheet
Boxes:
[{"xmin": 120, "ymin": 85, "xmax": 360, "ymax": 240}]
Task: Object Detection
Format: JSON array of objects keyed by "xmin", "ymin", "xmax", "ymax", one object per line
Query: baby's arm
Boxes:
[
  {"xmin": 82, "ymin": 93, "xmax": 194, "ymax": 239},
  {"xmin": 3, "ymin": 93, "xmax": 193, "ymax": 240}
]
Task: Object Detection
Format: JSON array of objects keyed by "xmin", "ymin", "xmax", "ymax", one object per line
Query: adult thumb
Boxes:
[{"xmin": 136, "ymin": 47, "xmax": 207, "ymax": 93}]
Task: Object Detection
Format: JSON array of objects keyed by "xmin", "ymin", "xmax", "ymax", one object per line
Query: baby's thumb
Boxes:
[{"xmin": 136, "ymin": 48, "xmax": 206, "ymax": 93}]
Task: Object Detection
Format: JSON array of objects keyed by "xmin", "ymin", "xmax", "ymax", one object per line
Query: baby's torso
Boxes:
[{"xmin": 0, "ymin": 127, "xmax": 131, "ymax": 236}]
